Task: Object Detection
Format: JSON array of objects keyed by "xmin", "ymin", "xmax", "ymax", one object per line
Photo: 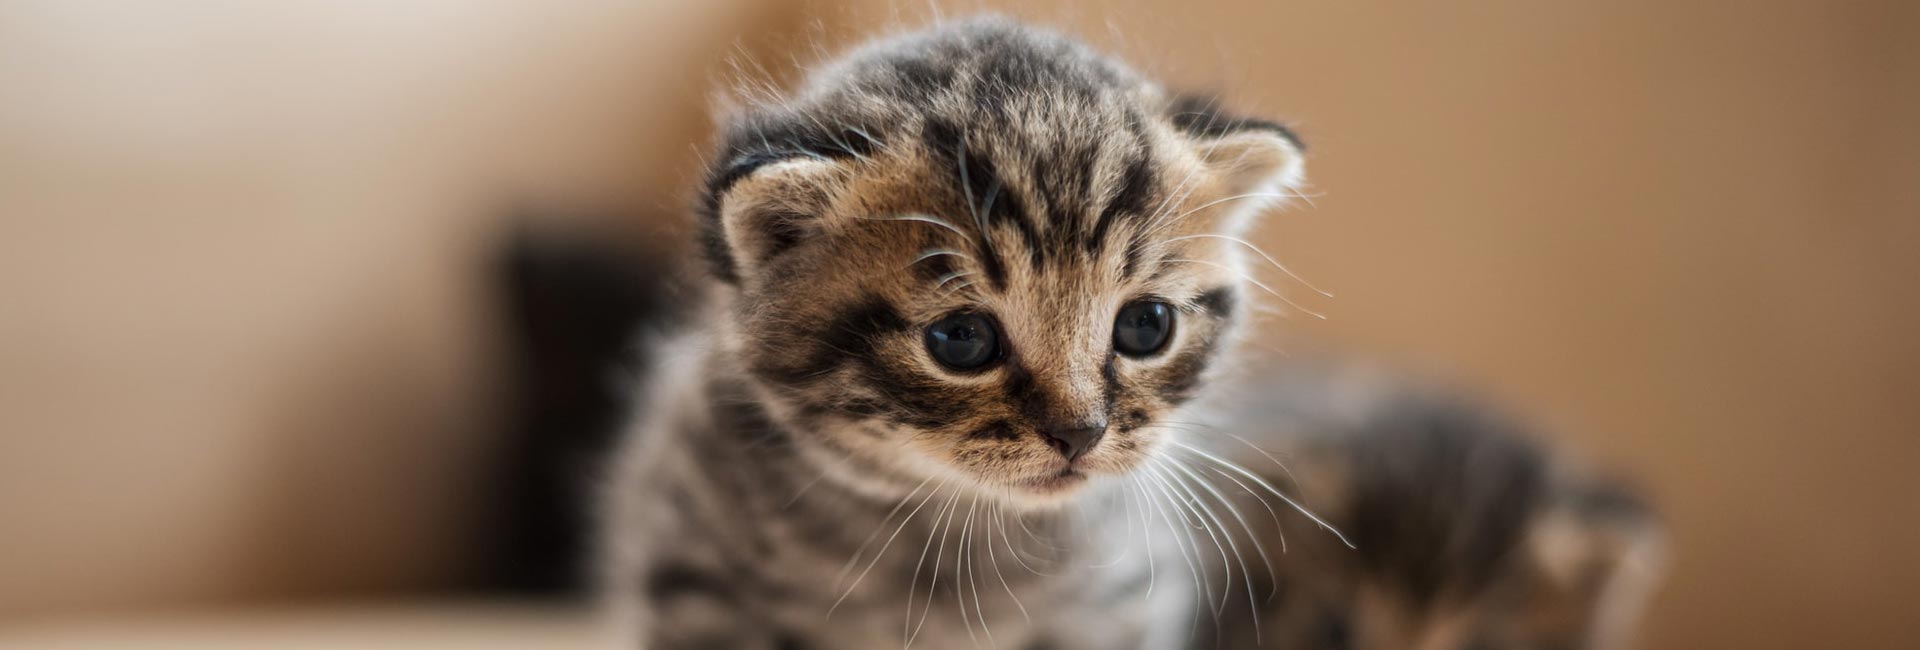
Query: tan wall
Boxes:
[{"xmin": 3, "ymin": 1, "xmax": 1917, "ymax": 648}]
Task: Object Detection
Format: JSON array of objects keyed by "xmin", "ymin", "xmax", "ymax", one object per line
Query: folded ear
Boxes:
[
  {"xmin": 699, "ymin": 111, "xmax": 884, "ymax": 283},
  {"xmin": 698, "ymin": 123, "xmax": 864, "ymax": 284},
  {"xmin": 1167, "ymin": 95, "xmax": 1308, "ymax": 232}
]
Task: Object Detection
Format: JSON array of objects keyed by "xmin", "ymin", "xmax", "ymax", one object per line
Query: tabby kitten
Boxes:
[{"xmin": 601, "ymin": 18, "xmax": 1662, "ymax": 650}]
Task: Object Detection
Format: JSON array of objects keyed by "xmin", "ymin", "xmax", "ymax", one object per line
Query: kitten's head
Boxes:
[{"xmin": 702, "ymin": 19, "xmax": 1306, "ymax": 507}]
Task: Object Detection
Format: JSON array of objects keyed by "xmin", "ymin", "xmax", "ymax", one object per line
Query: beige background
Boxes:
[{"xmin": 2, "ymin": 1, "xmax": 1916, "ymax": 648}]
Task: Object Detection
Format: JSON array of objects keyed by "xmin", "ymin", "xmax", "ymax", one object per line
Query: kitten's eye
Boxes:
[
  {"xmin": 924, "ymin": 312, "xmax": 1000, "ymax": 370},
  {"xmin": 1113, "ymin": 300, "xmax": 1174, "ymax": 356}
]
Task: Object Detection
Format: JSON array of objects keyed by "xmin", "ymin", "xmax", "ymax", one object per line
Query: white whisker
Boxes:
[
  {"xmin": 1163, "ymin": 233, "xmax": 1333, "ymax": 297},
  {"xmin": 829, "ymin": 478, "xmax": 942, "ymax": 618},
  {"xmin": 992, "ymin": 495, "xmax": 1054, "ymax": 577},
  {"xmin": 956, "ymin": 494, "xmax": 983, "ymax": 649},
  {"xmin": 905, "ymin": 488, "xmax": 964, "ymax": 648},
  {"xmin": 1127, "ymin": 476, "xmax": 1158, "ymax": 598},
  {"xmin": 934, "ymin": 270, "xmax": 976, "ymax": 290},
  {"xmin": 1140, "ymin": 466, "xmax": 1217, "ymax": 618},
  {"xmin": 1166, "ymin": 456, "xmax": 1277, "ymax": 628},
  {"xmin": 1154, "ymin": 421, "xmax": 1307, "ymax": 498},
  {"xmin": 1172, "ymin": 191, "xmax": 1322, "ymax": 227},
  {"xmin": 1171, "ymin": 441, "xmax": 1354, "ymax": 548},
  {"xmin": 1148, "ymin": 460, "xmax": 1234, "ymax": 613},
  {"xmin": 859, "ymin": 213, "xmax": 969, "ymax": 239},
  {"xmin": 908, "ymin": 248, "xmax": 975, "ymax": 270},
  {"xmin": 984, "ymin": 501, "xmax": 1031, "ymax": 622},
  {"xmin": 1164, "ymin": 258, "xmax": 1327, "ymax": 320}
]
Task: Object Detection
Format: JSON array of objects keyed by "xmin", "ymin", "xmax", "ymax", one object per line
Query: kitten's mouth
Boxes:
[{"xmin": 1017, "ymin": 467, "xmax": 1087, "ymax": 493}]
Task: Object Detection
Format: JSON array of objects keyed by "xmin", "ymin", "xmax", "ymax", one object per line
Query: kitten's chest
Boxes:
[{"xmin": 765, "ymin": 512, "xmax": 1191, "ymax": 650}]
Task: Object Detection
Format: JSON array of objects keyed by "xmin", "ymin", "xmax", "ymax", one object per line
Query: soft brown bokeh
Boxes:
[{"xmin": 2, "ymin": 2, "xmax": 1915, "ymax": 648}]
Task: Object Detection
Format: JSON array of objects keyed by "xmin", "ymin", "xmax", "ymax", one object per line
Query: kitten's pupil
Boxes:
[
  {"xmin": 925, "ymin": 312, "xmax": 999, "ymax": 370},
  {"xmin": 1113, "ymin": 301, "xmax": 1174, "ymax": 356}
]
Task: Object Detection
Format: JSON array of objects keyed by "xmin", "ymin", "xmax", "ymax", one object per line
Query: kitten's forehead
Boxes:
[
  {"xmin": 702, "ymin": 18, "xmax": 1305, "ymax": 291},
  {"xmin": 805, "ymin": 16, "xmax": 1150, "ymax": 124}
]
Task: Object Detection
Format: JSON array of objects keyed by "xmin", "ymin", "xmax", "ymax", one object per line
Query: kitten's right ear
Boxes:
[
  {"xmin": 700, "ymin": 113, "xmax": 882, "ymax": 283},
  {"xmin": 699, "ymin": 151, "xmax": 846, "ymax": 285}
]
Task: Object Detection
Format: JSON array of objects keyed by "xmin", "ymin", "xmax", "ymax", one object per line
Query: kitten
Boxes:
[{"xmin": 600, "ymin": 18, "xmax": 1662, "ymax": 649}]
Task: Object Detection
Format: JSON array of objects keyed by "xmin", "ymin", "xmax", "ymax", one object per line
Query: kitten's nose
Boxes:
[{"xmin": 1041, "ymin": 421, "xmax": 1107, "ymax": 461}]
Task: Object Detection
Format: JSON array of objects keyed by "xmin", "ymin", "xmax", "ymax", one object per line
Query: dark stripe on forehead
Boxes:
[
  {"xmin": 1032, "ymin": 140, "xmax": 1098, "ymax": 250},
  {"xmin": 962, "ymin": 140, "xmax": 1045, "ymax": 270},
  {"xmin": 922, "ymin": 118, "xmax": 1011, "ymax": 289},
  {"xmin": 1089, "ymin": 152, "xmax": 1157, "ymax": 258},
  {"xmin": 1122, "ymin": 230, "xmax": 1150, "ymax": 278}
]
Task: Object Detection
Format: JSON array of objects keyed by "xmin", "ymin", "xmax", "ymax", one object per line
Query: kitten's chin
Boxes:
[
  {"xmin": 985, "ymin": 467, "xmax": 1094, "ymax": 510},
  {"xmin": 1018, "ymin": 467, "xmax": 1089, "ymax": 494},
  {"xmin": 994, "ymin": 454, "xmax": 1151, "ymax": 508}
]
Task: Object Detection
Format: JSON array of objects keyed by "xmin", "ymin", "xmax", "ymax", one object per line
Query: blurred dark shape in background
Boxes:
[{"xmin": 486, "ymin": 218, "xmax": 680, "ymax": 594}]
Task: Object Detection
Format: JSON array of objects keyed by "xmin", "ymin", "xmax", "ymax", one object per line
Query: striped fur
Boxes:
[{"xmin": 602, "ymin": 18, "xmax": 1661, "ymax": 649}]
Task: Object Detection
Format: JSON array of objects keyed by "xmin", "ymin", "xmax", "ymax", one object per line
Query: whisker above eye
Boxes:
[
  {"xmin": 1174, "ymin": 190, "xmax": 1324, "ymax": 221},
  {"xmin": 907, "ymin": 248, "xmax": 976, "ymax": 269},
  {"xmin": 1139, "ymin": 188, "xmax": 1326, "ymax": 249},
  {"xmin": 933, "ymin": 269, "xmax": 975, "ymax": 290},
  {"xmin": 1163, "ymin": 258, "xmax": 1327, "ymax": 320},
  {"xmin": 1162, "ymin": 233, "xmax": 1333, "ymax": 298},
  {"xmin": 857, "ymin": 213, "xmax": 969, "ymax": 239},
  {"xmin": 938, "ymin": 278, "xmax": 979, "ymax": 297}
]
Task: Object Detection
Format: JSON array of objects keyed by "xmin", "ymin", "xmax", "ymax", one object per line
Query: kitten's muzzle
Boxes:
[{"xmin": 1040, "ymin": 420, "xmax": 1106, "ymax": 462}]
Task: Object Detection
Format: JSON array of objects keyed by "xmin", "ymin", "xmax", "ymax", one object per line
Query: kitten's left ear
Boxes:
[{"xmin": 1167, "ymin": 95, "xmax": 1308, "ymax": 230}]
